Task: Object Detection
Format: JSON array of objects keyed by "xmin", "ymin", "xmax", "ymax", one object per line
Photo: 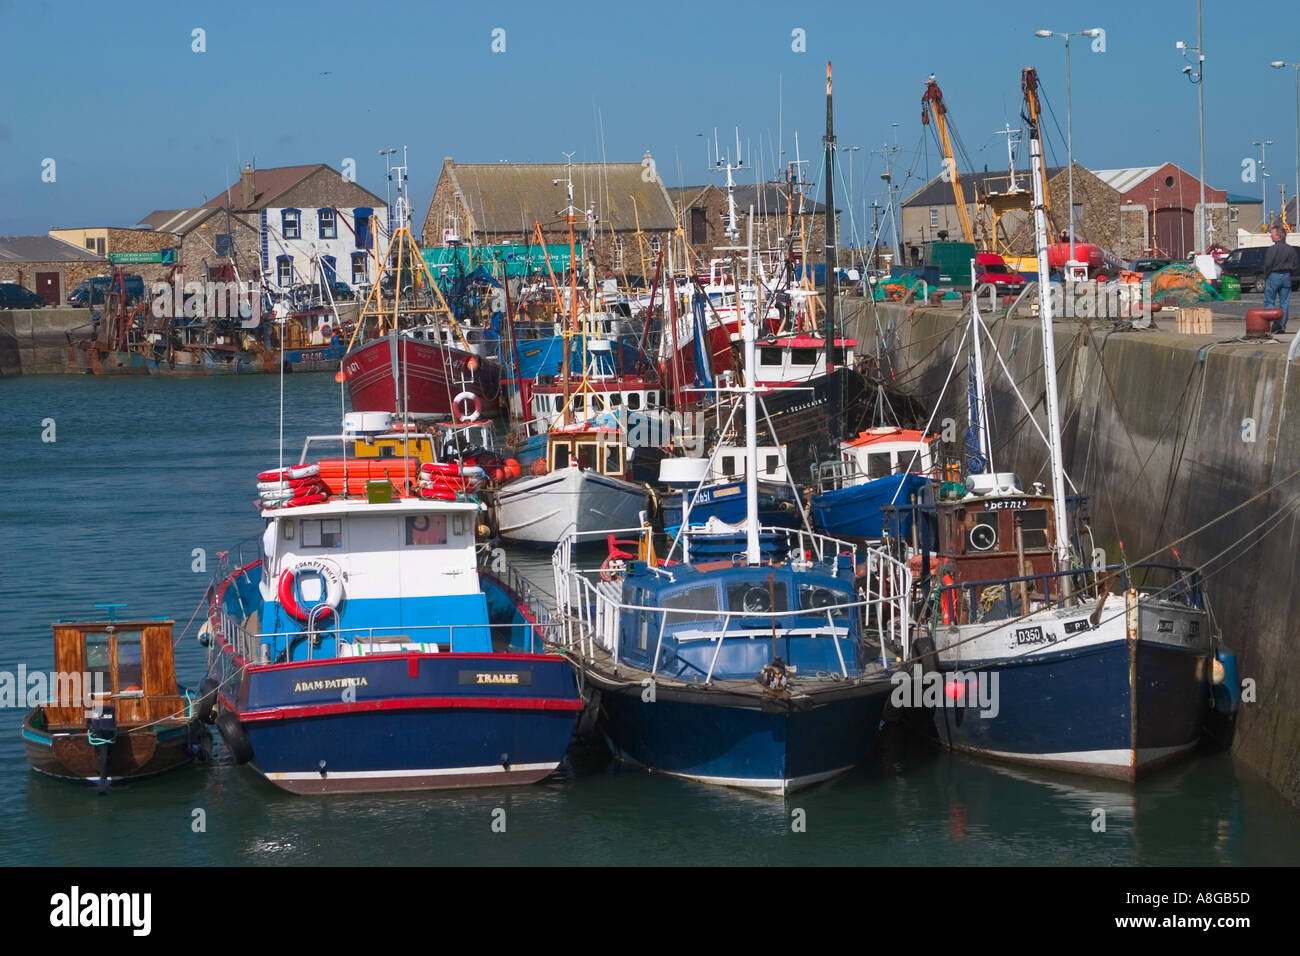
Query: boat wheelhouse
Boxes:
[
  {"xmin": 22, "ymin": 615, "xmax": 211, "ymax": 788},
  {"xmin": 204, "ymin": 416, "xmax": 581, "ymax": 794}
]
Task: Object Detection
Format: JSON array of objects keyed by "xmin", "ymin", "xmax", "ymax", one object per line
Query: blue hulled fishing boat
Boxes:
[
  {"xmin": 203, "ymin": 414, "xmax": 582, "ymax": 794},
  {"xmin": 551, "ymin": 282, "xmax": 913, "ymax": 794}
]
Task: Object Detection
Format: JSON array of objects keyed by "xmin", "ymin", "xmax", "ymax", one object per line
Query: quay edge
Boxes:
[{"xmin": 848, "ymin": 298, "xmax": 1300, "ymax": 808}]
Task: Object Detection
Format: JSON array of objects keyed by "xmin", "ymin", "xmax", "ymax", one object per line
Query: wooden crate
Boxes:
[{"xmin": 1176, "ymin": 307, "xmax": 1213, "ymax": 335}]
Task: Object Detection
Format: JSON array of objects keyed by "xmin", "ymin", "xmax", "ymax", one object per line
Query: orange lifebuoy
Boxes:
[{"xmin": 940, "ymin": 574, "xmax": 958, "ymax": 625}]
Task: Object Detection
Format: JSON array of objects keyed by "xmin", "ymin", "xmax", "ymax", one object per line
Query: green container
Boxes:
[
  {"xmin": 366, "ymin": 479, "xmax": 393, "ymax": 504},
  {"xmin": 1221, "ymin": 275, "xmax": 1241, "ymax": 300}
]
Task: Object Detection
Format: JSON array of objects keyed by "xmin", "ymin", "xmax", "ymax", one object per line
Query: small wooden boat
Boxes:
[{"xmin": 21, "ymin": 616, "xmax": 212, "ymax": 789}]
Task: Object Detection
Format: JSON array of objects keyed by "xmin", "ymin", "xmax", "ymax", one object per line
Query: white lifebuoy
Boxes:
[
  {"xmin": 278, "ymin": 558, "xmax": 345, "ymax": 622},
  {"xmin": 453, "ymin": 390, "xmax": 482, "ymax": 423}
]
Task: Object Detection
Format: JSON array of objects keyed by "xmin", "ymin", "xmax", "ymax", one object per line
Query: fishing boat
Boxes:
[
  {"xmin": 894, "ymin": 68, "xmax": 1224, "ymax": 781},
  {"xmin": 494, "ymin": 423, "xmax": 647, "ymax": 548},
  {"xmin": 21, "ymin": 611, "xmax": 212, "ymax": 789},
  {"xmin": 809, "ymin": 427, "xmax": 941, "ymax": 541},
  {"xmin": 340, "ymin": 162, "xmax": 503, "ymax": 419},
  {"xmin": 203, "ymin": 413, "xmax": 582, "ymax": 794},
  {"xmin": 551, "ymin": 158, "xmax": 913, "ymax": 793}
]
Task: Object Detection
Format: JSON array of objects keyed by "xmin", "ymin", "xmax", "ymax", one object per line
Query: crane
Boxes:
[{"xmin": 921, "ymin": 74, "xmax": 974, "ymax": 245}]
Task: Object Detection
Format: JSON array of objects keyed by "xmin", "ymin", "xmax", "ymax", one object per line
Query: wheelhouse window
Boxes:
[
  {"xmin": 603, "ymin": 444, "xmax": 622, "ymax": 474},
  {"xmin": 627, "ymin": 392, "xmax": 641, "ymax": 410},
  {"xmin": 720, "ymin": 454, "xmax": 737, "ymax": 477},
  {"xmin": 760, "ymin": 347, "xmax": 783, "ymax": 366},
  {"xmin": 406, "ymin": 514, "xmax": 448, "ymax": 546},
  {"xmin": 1018, "ymin": 508, "xmax": 1050, "ymax": 550},
  {"xmin": 115, "ymin": 631, "xmax": 143, "ymax": 691},
  {"xmin": 790, "ymin": 348, "xmax": 817, "ymax": 366},
  {"xmin": 727, "ymin": 581, "xmax": 788, "ymax": 614},
  {"xmin": 800, "ymin": 583, "xmax": 850, "ymax": 614},
  {"xmin": 764, "ymin": 454, "xmax": 780, "ymax": 475},
  {"xmin": 551, "ymin": 442, "xmax": 571, "ymax": 470},
  {"xmin": 318, "ymin": 208, "xmax": 337, "ymax": 239},
  {"xmin": 662, "ymin": 585, "xmax": 721, "ymax": 624},
  {"xmin": 576, "ymin": 442, "xmax": 598, "ymax": 469},
  {"xmin": 829, "ymin": 347, "xmax": 847, "ymax": 366},
  {"xmin": 301, "ymin": 518, "xmax": 343, "ymax": 548},
  {"xmin": 866, "ymin": 452, "xmax": 893, "ymax": 478},
  {"xmin": 85, "ymin": 633, "xmax": 111, "ymax": 688},
  {"xmin": 282, "ymin": 209, "xmax": 301, "ymax": 239}
]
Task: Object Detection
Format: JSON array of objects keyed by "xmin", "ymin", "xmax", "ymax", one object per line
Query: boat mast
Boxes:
[
  {"xmin": 822, "ymin": 62, "xmax": 837, "ymax": 375},
  {"xmin": 1023, "ymin": 67, "xmax": 1072, "ymax": 580},
  {"xmin": 559, "ymin": 153, "xmax": 577, "ymax": 427},
  {"xmin": 741, "ymin": 282, "xmax": 761, "ymax": 566}
]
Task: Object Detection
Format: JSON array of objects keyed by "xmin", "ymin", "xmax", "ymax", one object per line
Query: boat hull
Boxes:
[
  {"xmin": 924, "ymin": 601, "xmax": 1212, "ymax": 780},
  {"xmin": 212, "ymin": 651, "xmax": 582, "ymax": 795},
  {"xmin": 343, "ymin": 333, "xmax": 502, "ymax": 418},
  {"xmin": 587, "ymin": 674, "xmax": 892, "ymax": 794},
  {"xmin": 495, "ymin": 467, "xmax": 646, "ymax": 548},
  {"xmin": 21, "ymin": 709, "xmax": 203, "ymax": 785}
]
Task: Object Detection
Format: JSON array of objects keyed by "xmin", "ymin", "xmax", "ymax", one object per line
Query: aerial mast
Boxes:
[{"xmin": 822, "ymin": 62, "xmax": 837, "ymax": 374}]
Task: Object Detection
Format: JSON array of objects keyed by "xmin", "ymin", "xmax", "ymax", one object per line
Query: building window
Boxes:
[
  {"xmin": 614, "ymin": 239, "xmax": 624, "ymax": 270},
  {"xmin": 691, "ymin": 207, "xmax": 708, "ymax": 244},
  {"xmin": 216, "ymin": 234, "xmax": 232, "ymax": 257},
  {"xmin": 650, "ymin": 236, "xmax": 661, "ymax": 253},
  {"xmin": 318, "ymin": 208, "xmax": 337, "ymax": 239},
  {"xmin": 929, "ymin": 209, "xmax": 939, "ymax": 229},
  {"xmin": 85, "ymin": 239, "xmax": 95, "ymax": 251},
  {"xmin": 351, "ymin": 252, "xmax": 368, "ymax": 285},
  {"xmin": 276, "ymin": 255, "xmax": 293, "ymax": 286},
  {"xmin": 354, "ymin": 209, "xmax": 373, "ymax": 249},
  {"xmin": 1229, "ymin": 207, "xmax": 1239, "ymax": 223},
  {"xmin": 282, "ymin": 209, "xmax": 301, "ymax": 239}
]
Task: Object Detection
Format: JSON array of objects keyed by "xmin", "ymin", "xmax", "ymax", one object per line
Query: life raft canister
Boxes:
[
  {"xmin": 278, "ymin": 558, "xmax": 345, "ymax": 622},
  {"xmin": 453, "ymin": 390, "xmax": 482, "ymax": 423}
]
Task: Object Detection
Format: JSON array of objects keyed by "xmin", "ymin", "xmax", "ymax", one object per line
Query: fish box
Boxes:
[{"xmin": 1176, "ymin": 307, "xmax": 1213, "ymax": 335}]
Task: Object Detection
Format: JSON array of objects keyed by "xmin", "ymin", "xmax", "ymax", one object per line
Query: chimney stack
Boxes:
[{"xmin": 240, "ymin": 164, "xmax": 255, "ymax": 209}]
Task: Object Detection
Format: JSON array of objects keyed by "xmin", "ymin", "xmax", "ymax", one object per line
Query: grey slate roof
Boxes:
[
  {"xmin": 138, "ymin": 208, "xmax": 219, "ymax": 235},
  {"xmin": 902, "ymin": 167, "xmax": 1067, "ymax": 207},
  {"xmin": 669, "ymin": 183, "xmax": 829, "ymax": 215},
  {"xmin": 0, "ymin": 235, "xmax": 104, "ymax": 263},
  {"xmin": 445, "ymin": 160, "xmax": 677, "ymax": 234}
]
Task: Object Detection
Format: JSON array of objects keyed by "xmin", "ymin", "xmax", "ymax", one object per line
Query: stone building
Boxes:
[
  {"xmin": 1093, "ymin": 164, "xmax": 1229, "ymax": 258},
  {"xmin": 667, "ymin": 183, "xmax": 833, "ymax": 271},
  {"xmin": 0, "ymin": 235, "xmax": 106, "ymax": 305},
  {"xmin": 140, "ymin": 164, "xmax": 389, "ymax": 292},
  {"xmin": 47, "ymin": 226, "xmax": 180, "ymax": 285},
  {"xmin": 421, "ymin": 158, "xmax": 677, "ymax": 279}
]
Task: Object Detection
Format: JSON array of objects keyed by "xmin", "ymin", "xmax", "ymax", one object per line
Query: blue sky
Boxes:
[{"xmin": 3, "ymin": 0, "xmax": 1299, "ymax": 244}]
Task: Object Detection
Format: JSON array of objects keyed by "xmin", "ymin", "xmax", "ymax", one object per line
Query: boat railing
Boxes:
[
  {"xmin": 212, "ymin": 617, "xmax": 559, "ymax": 664},
  {"xmin": 551, "ymin": 528, "xmax": 911, "ymax": 673},
  {"xmin": 677, "ymin": 524, "xmax": 861, "ymax": 578},
  {"xmin": 936, "ymin": 561, "xmax": 1205, "ymax": 624}
]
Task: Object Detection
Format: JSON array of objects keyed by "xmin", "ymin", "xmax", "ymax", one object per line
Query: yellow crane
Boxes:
[{"xmin": 921, "ymin": 74, "xmax": 974, "ymax": 245}]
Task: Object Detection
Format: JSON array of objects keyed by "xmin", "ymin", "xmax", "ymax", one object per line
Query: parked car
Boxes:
[
  {"xmin": 1220, "ymin": 246, "xmax": 1300, "ymax": 293},
  {"xmin": 1131, "ymin": 257, "xmax": 1171, "ymax": 273},
  {"xmin": 0, "ymin": 282, "xmax": 46, "ymax": 309},
  {"xmin": 67, "ymin": 274, "xmax": 147, "ymax": 307}
]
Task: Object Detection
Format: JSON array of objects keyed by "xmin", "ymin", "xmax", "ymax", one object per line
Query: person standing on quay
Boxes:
[{"xmin": 1262, "ymin": 225, "xmax": 1298, "ymax": 333}]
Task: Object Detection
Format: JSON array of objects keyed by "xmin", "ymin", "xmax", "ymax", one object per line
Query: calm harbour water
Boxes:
[{"xmin": 1, "ymin": 373, "xmax": 1297, "ymax": 866}]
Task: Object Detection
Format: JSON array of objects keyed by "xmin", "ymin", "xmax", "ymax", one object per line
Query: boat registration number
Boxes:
[{"xmin": 1012, "ymin": 625, "xmax": 1054, "ymax": 646}]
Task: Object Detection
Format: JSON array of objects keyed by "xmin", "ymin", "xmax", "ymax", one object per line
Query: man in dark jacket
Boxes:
[{"xmin": 1262, "ymin": 226, "xmax": 1298, "ymax": 332}]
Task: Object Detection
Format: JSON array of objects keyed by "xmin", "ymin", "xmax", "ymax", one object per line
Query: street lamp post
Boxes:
[
  {"xmin": 1270, "ymin": 60, "xmax": 1300, "ymax": 225},
  {"xmin": 1176, "ymin": 2, "xmax": 1208, "ymax": 252},
  {"xmin": 1036, "ymin": 27, "xmax": 1103, "ymax": 274}
]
